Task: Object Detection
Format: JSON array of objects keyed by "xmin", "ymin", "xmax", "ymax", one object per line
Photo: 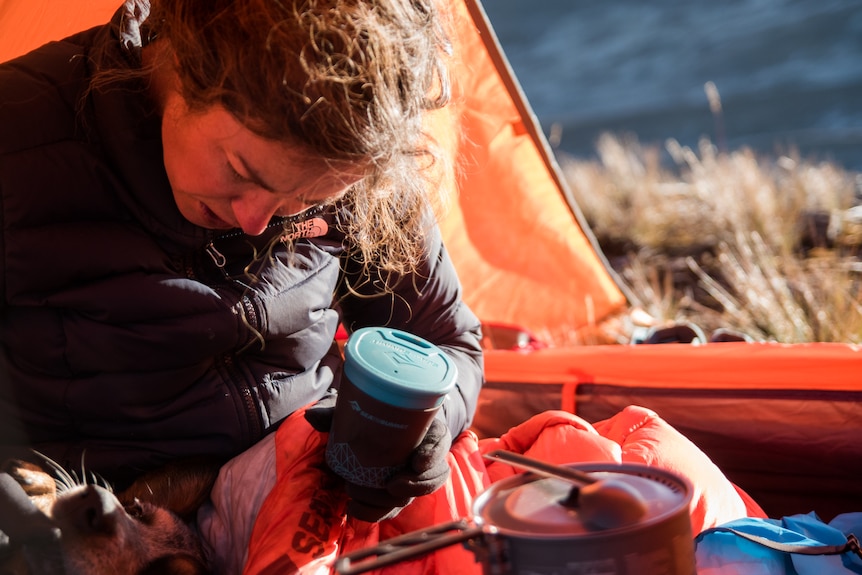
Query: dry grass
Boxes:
[{"xmin": 561, "ymin": 133, "xmax": 862, "ymax": 343}]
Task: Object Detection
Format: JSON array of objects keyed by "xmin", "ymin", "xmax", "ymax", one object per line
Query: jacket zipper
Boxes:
[
  {"xmin": 221, "ymin": 354, "xmax": 262, "ymax": 441},
  {"xmin": 198, "ymin": 209, "xmax": 327, "ymax": 441},
  {"xmin": 204, "ymin": 205, "xmax": 327, "ymax": 274},
  {"xmin": 200, "ymin": 227, "xmax": 272, "ymax": 442},
  {"xmin": 205, "ymin": 241, "xmax": 227, "ymax": 270}
]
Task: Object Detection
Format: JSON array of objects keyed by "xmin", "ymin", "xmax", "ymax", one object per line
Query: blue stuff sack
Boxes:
[{"xmin": 694, "ymin": 512, "xmax": 862, "ymax": 574}]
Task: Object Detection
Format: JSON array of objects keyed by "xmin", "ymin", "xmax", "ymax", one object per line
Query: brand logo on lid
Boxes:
[{"xmin": 388, "ymin": 351, "xmax": 423, "ymax": 368}]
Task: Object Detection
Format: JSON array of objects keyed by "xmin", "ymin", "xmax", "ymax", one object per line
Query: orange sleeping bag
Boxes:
[{"xmin": 217, "ymin": 405, "xmax": 764, "ymax": 574}]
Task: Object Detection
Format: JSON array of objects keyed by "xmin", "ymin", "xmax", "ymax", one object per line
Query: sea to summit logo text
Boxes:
[{"xmin": 349, "ymin": 400, "xmax": 408, "ymax": 429}]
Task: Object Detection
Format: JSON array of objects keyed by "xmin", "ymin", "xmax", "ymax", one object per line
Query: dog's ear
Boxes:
[
  {"xmin": 1, "ymin": 459, "xmax": 57, "ymax": 516},
  {"xmin": 119, "ymin": 456, "xmax": 222, "ymax": 522},
  {"xmin": 139, "ymin": 553, "xmax": 211, "ymax": 575},
  {"xmin": 0, "ymin": 449, "xmax": 51, "ymax": 475}
]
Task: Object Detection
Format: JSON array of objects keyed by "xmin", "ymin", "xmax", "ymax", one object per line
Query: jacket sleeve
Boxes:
[{"xmin": 336, "ymin": 224, "xmax": 484, "ymax": 437}]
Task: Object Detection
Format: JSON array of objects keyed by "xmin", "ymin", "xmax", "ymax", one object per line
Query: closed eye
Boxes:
[
  {"xmin": 124, "ymin": 498, "xmax": 144, "ymax": 519},
  {"xmin": 123, "ymin": 498, "xmax": 158, "ymax": 525},
  {"xmin": 227, "ymin": 159, "xmax": 248, "ymax": 183}
]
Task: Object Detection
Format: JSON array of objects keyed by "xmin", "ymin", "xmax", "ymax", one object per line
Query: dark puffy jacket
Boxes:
[{"xmin": 0, "ymin": 5, "xmax": 483, "ymax": 487}]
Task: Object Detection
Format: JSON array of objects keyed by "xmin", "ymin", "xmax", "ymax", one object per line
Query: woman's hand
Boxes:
[{"xmin": 305, "ymin": 393, "xmax": 452, "ymax": 522}]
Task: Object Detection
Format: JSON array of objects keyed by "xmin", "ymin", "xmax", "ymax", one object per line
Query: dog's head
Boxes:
[
  {"xmin": 0, "ymin": 456, "xmax": 219, "ymax": 575},
  {"xmin": 51, "ymin": 483, "xmax": 208, "ymax": 575}
]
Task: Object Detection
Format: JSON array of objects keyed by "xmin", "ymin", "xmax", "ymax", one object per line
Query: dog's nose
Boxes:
[{"xmin": 54, "ymin": 485, "xmax": 122, "ymax": 536}]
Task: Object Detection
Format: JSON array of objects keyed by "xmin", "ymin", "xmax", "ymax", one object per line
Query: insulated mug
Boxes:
[{"xmin": 325, "ymin": 327, "xmax": 458, "ymax": 488}]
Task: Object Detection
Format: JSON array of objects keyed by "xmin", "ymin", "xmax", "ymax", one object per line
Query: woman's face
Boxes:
[{"xmin": 160, "ymin": 92, "xmax": 362, "ymax": 235}]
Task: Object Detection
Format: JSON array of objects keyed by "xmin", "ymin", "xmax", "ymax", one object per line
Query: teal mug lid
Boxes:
[{"xmin": 343, "ymin": 327, "xmax": 458, "ymax": 410}]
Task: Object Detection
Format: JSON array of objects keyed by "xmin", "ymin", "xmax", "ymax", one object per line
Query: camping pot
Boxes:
[{"xmin": 335, "ymin": 460, "xmax": 695, "ymax": 575}]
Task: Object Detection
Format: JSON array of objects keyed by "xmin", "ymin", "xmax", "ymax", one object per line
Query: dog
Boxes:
[{"xmin": 0, "ymin": 454, "xmax": 220, "ymax": 575}]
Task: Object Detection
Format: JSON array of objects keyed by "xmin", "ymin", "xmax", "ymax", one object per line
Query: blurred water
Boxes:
[{"xmin": 482, "ymin": 1, "xmax": 862, "ymax": 171}]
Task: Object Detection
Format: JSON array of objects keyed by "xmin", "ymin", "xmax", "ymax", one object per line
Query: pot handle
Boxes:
[{"xmin": 334, "ymin": 519, "xmax": 484, "ymax": 575}]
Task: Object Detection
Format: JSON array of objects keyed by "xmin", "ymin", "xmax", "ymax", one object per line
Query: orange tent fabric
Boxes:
[
  {"xmin": 0, "ymin": 0, "xmax": 120, "ymax": 63},
  {"xmin": 0, "ymin": 0, "xmax": 628, "ymax": 346},
  {"xmin": 440, "ymin": 1, "xmax": 627, "ymax": 345}
]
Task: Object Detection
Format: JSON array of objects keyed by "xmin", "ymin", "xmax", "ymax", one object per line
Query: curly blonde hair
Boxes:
[{"xmin": 149, "ymin": 0, "xmax": 453, "ymax": 275}]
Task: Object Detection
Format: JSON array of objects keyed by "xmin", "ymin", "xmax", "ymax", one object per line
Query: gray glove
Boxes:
[
  {"xmin": 303, "ymin": 388, "xmax": 339, "ymax": 431},
  {"xmin": 304, "ymin": 391, "xmax": 452, "ymax": 522},
  {"xmin": 346, "ymin": 418, "xmax": 451, "ymax": 522}
]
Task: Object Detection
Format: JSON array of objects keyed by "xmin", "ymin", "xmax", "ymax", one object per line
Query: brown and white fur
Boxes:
[{"xmin": 0, "ymin": 455, "xmax": 220, "ymax": 575}]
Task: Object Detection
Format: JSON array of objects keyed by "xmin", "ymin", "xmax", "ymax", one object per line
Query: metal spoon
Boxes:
[{"xmin": 483, "ymin": 450, "xmax": 648, "ymax": 530}]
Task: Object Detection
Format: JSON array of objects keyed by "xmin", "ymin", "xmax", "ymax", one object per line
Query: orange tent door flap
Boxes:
[{"xmin": 440, "ymin": 1, "xmax": 627, "ymax": 345}]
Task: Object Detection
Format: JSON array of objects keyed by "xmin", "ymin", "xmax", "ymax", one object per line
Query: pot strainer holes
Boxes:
[{"xmin": 630, "ymin": 470, "xmax": 686, "ymax": 495}]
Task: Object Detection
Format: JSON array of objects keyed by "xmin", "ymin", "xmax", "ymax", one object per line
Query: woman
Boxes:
[{"xmin": 0, "ymin": 0, "xmax": 483, "ymax": 518}]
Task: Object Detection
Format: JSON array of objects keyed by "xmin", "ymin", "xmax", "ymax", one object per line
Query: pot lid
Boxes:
[{"xmin": 473, "ymin": 463, "xmax": 691, "ymax": 537}]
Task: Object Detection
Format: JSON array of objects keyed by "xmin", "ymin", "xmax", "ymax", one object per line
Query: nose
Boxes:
[
  {"xmin": 52, "ymin": 485, "xmax": 122, "ymax": 536},
  {"xmin": 231, "ymin": 189, "xmax": 283, "ymax": 236}
]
